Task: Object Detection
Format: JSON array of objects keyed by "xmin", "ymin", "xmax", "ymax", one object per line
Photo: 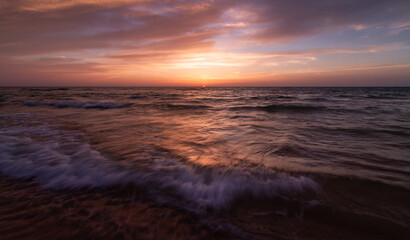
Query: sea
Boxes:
[{"xmin": 0, "ymin": 87, "xmax": 409, "ymax": 239}]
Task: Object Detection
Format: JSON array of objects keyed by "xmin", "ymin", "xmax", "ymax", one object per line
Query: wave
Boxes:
[
  {"xmin": 366, "ymin": 95, "xmax": 400, "ymax": 99},
  {"xmin": 262, "ymin": 104, "xmax": 325, "ymax": 112},
  {"xmin": 167, "ymin": 104, "xmax": 210, "ymax": 109},
  {"xmin": 232, "ymin": 104, "xmax": 325, "ymax": 113},
  {"xmin": 305, "ymin": 97, "xmax": 328, "ymax": 101},
  {"xmin": 130, "ymin": 95, "xmax": 145, "ymax": 99},
  {"xmin": 245, "ymin": 95, "xmax": 295, "ymax": 101},
  {"xmin": 29, "ymin": 88, "xmax": 69, "ymax": 91},
  {"xmin": 0, "ymin": 124, "xmax": 319, "ymax": 211},
  {"xmin": 270, "ymin": 144, "xmax": 306, "ymax": 157},
  {"xmin": 314, "ymin": 126, "xmax": 410, "ymax": 138},
  {"xmin": 276, "ymin": 95, "xmax": 295, "ymax": 99},
  {"xmin": 23, "ymin": 101, "xmax": 131, "ymax": 109}
]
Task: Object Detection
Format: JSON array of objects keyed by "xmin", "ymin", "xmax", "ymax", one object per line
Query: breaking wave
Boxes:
[{"xmin": 0, "ymin": 124, "xmax": 319, "ymax": 211}]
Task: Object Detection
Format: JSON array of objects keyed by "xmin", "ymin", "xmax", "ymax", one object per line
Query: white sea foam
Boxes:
[
  {"xmin": 0, "ymin": 122, "xmax": 319, "ymax": 210},
  {"xmin": 0, "ymin": 135, "xmax": 130, "ymax": 189},
  {"xmin": 23, "ymin": 101, "xmax": 131, "ymax": 109}
]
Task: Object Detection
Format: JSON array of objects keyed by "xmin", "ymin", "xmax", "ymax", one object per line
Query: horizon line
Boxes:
[{"xmin": 1, "ymin": 85, "xmax": 410, "ymax": 88}]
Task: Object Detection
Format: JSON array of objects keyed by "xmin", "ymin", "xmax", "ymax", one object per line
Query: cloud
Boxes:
[
  {"xmin": 0, "ymin": 57, "xmax": 107, "ymax": 86},
  {"xmin": 0, "ymin": 0, "xmax": 235, "ymax": 57},
  {"xmin": 257, "ymin": 45, "xmax": 409, "ymax": 57},
  {"xmin": 0, "ymin": 0, "xmax": 241, "ymax": 85},
  {"xmin": 236, "ymin": 0, "xmax": 410, "ymax": 42},
  {"xmin": 2, "ymin": 0, "xmax": 408, "ymax": 56}
]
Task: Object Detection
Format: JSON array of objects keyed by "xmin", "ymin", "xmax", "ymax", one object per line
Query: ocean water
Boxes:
[{"xmin": 0, "ymin": 87, "xmax": 409, "ymax": 239}]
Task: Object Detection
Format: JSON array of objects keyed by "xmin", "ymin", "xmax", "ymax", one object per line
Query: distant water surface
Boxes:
[{"xmin": 0, "ymin": 87, "xmax": 409, "ymax": 239}]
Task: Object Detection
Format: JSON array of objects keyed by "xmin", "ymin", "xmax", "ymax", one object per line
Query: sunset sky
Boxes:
[{"xmin": 1, "ymin": 0, "xmax": 409, "ymax": 86}]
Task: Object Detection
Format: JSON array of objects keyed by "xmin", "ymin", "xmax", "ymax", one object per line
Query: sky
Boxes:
[{"xmin": 0, "ymin": 0, "xmax": 409, "ymax": 86}]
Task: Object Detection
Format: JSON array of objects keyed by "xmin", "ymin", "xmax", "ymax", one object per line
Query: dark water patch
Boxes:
[
  {"xmin": 270, "ymin": 144, "xmax": 308, "ymax": 158},
  {"xmin": 247, "ymin": 95, "xmax": 295, "ymax": 101},
  {"xmin": 167, "ymin": 93, "xmax": 184, "ymax": 97},
  {"xmin": 366, "ymin": 95, "xmax": 395, "ymax": 99},
  {"xmin": 276, "ymin": 95, "xmax": 295, "ymax": 99},
  {"xmin": 363, "ymin": 107, "xmax": 403, "ymax": 114},
  {"xmin": 371, "ymin": 129, "xmax": 410, "ymax": 137},
  {"xmin": 302, "ymin": 149, "xmax": 410, "ymax": 188},
  {"xmin": 366, "ymin": 93, "xmax": 409, "ymax": 100},
  {"xmin": 28, "ymin": 88, "xmax": 69, "ymax": 91},
  {"xmin": 232, "ymin": 104, "xmax": 326, "ymax": 113},
  {"xmin": 130, "ymin": 95, "xmax": 145, "ymax": 99},
  {"xmin": 167, "ymin": 104, "xmax": 211, "ymax": 109},
  {"xmin": 229, "ymin": 115, "xmax": 253, "ymax": 119},
  {"xmin": 314, "ymin": 126, "xmax": 410, "ymax": 138},
  {"xmin": 335, "ymin": 94, "xmax": 358, "ymax": 98},
  {"xmin": 261, "ymin": 104, "xmax": 326, "ymax": 113},
  {"xmin": 306, "ymin": 97, "xmax": 328, "ymax": 101},
  {"xmin": 339, "ymin": 159, "xmax": 410, "ymax": 181},
  {"xmin": 22, "ymin": 100, "xmax": 132, "ymax": 109},
  {"xmin": 247, "ymin": 96, "xmax": 270, "ymax": 100}
]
